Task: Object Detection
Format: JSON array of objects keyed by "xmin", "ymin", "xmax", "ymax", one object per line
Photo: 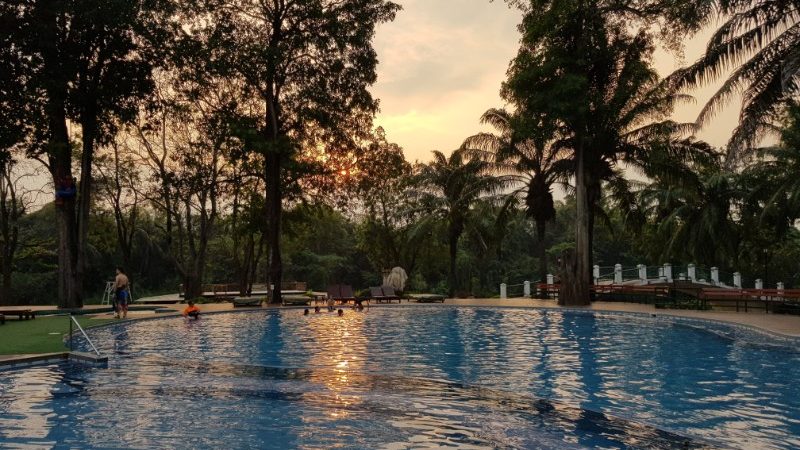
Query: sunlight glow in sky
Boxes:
[{"xmin": 370, "ymin": 1, "xmax": 742, "ymax": 163}]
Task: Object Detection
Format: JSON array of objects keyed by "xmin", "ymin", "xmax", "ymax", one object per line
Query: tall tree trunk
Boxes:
[
  {"xmin": 183, "ymin": 273, "xmax": 202, "ymax": 301},
  {"xmin": 1, "ymin": 269, "xmax": 11, "ymax": 306},
  {"xmin": 41, "ymin": 10, "xmax": 81, "ymax": 307},
  {"xmin": 448, "ymin": 226, "xmax": 458, "ymax": 297},
  {"xmin": 50, "ymin": 105, "xmax": 81, "ymax": 309},
  {"xmin": 536, "ymin": 219, "xmax": 548, "ymax": 283},
  {"xmin": 561, "ymin": 146, "xmax": 591, "ymax": 305},
  {"xmin": 75, "ymin": 114, "xmax": 96, "ymax": 305}
]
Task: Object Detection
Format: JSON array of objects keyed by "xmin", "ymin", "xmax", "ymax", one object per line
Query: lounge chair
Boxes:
[
  {"xmin": 327, "ymin": 284, "xmax": 358, "ymax": 305},
  {"xmin": 0, "ymin": 309, "xmax": 35, "ymax": 320},
  {"xmin": 233, "ymin": 296, "xmax": 264, "ymax": 307},
  {"xmin": 408, "ymin": 293, "xmax": 446, "ymax": 303},
  {"xmin": 339, "ymin": 285, "xmax": 357, "ymax": 304},
  {"xmin": 282, "ymin": 294, "xmax": 311, "ymax": 306},
  {"xmin": 380, "ymin": 286, "xmax": 402, "ymax": 303},
  {"xmin": 326, "ymin": 284, "xmax": 341, "ymax": 305},
  {"xmin": 370, "ymin": 286, "xmax": 389, "ymax": 303}
]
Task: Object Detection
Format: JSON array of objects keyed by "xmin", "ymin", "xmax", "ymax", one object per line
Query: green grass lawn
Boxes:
[{"xmin": 0, "ymin": 315, "xmax": 115, "ymax": 355}]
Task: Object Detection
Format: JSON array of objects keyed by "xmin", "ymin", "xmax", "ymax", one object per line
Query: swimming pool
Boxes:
[{"xmin": 1, "ymin": 306, "xmax": 799, "ymax": 449}]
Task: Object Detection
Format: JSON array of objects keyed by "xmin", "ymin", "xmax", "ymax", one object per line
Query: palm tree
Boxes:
[
  {"xmin": 503, "ymin": 1, "xmax": 703, "ymax": 305},
  {"xmin": 417, "ymin": 148, "xmax": 505, "ymax": 296},
  {"xmin": 638, "ymin": 154, "xmax": 742, "ymax": 266},
  {"xmin": 674, "ymin": 0, "xmax": 800, "ymax": 156},
  {"xmin": 464, "ymin": 108, "xmax": 565, "ymax": 283},
  {"xmin": 743, "ymin": 102, "xmax": 800, "ymax": 219}
]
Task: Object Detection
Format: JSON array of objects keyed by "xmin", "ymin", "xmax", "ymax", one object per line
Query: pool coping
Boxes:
[{"xmin": 0, "ymin": 351, "xmax": 108, "ymax": 371}]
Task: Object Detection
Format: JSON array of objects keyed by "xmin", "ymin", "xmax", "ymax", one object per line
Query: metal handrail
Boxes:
[{"xmin": 69, "ymin": 315, "xmax": 102, "ymax": 356}]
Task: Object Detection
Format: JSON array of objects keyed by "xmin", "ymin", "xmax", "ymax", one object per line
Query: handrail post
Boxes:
[
  {"xmin": 69, "ymin": 315, "xmax": 101, "ymax": 356},
  {"xmin": 69, "ymin": 313, "xmax": 73, "ymax": 351}
]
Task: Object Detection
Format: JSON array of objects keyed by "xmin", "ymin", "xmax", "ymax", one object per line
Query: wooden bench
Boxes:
[
  {"xmin": 699, "ymin": 288, "xmax": 800, "ymax": 313},
  {"xmin": 0, "ymin": 309, "xmax": 35, "ymax": 320}
]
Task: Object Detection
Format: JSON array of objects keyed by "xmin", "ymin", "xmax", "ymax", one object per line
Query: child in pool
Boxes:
[{"xmin": 183, "ymin": 301, "xmax": 201, "ymax": 319}]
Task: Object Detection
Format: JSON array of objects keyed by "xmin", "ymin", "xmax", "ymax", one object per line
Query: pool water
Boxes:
[{"xmin": 2, "ymin": 307, "xmax": 799, "ymax": 449}]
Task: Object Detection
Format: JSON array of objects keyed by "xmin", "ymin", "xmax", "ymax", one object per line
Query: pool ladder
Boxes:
[{"xmin": 68, "ymin": 314, "xmax": 102, "ymax": 356}]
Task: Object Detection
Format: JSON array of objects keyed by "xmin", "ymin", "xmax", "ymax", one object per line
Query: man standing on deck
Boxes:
[{"xmin": 114, "ymin": 267, "xmax": 130, "ymax": 319}]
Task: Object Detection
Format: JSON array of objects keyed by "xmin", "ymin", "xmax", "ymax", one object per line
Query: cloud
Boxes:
[
  {"xmin": 371, "ymin": 0, "xmax": 522, "ymax": 161},
  {"xmin": 371, "ymin": 1, "xmax": 761, "ymax": 163}
]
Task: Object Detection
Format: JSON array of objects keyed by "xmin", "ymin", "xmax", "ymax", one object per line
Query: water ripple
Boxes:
[{"xmin": 2, "ymin": 307, "xmax": 798, "ymax": 449}]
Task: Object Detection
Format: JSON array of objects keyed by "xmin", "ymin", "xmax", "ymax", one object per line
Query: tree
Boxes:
[
  {"xmin": 502, "ymin": 0, "xmax": 704, "ymax": 305},
  {"xmin": 344, "ymin": 128, "xmax": 430, "ymax": 278},
  {"xmin": 134, "ymin": 73, "xmax": 235, "ymax": 300},
  {"xmin": 194, "ymin": 0, "xmax": 400, "ymax": 303},
  {"xmin": 226, "ymin": 165, "xmax": 266, "ymax": 296},
  {"xmin": 464, "ymin": 108, "xmax": 564, "ymax": 282},
  {"xmin": 8, "ymin": 0, "xmax": 174, "ymax": 307},
  {"xmin": 417, "ymin": 148, "xmax": 505, "ymax": 296},
  {"xmin": 637, "ymin": 151, "xmax": 740, "ymax": 268},
  {"xmin": 673, "ymin": 0, "xmax": 800, "ymax": 156},
  {"xmin": 95, "ymin": 137, "xmax": 143, "ymax": 276},
  {"xmin": 0, "ymin": 159, "xmax": 36, "ymax": 305}
]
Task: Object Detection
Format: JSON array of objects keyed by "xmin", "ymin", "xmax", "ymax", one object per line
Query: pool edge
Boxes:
[{"xmin": 0, "ymin": 351, "xmax": 108, "ymax": 371}]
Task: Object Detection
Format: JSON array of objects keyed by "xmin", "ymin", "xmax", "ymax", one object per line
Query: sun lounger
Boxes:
[
  {"xmin": 380, "ymin": 286, "xmax": 402, "ymax": 302},
  {"xmin": 233, "ymin": 296, "xmax": 264, "ymax": 307},
  {"xmin": 0, "ymin": 309, "xmax": 35, "ymax": 320},
  {"xmin": 368, "ymin": 286, "xmax": 401, "ymax": 303},
  {"xmin": 369, "ymin": 286, "xmax": 389, "ymax": 302},
  {"xmin": 327, "ymin": 284, "xmax": 358, "ymax": 305},
  {"xmin": 339, "ymin": 285, "xmax": 357, "ymax": 304},
  {"xmin": 408, "ymin": 294, "xmax": 446, "ymax": 303},
  {"xmin": 282, "ymin": 295, "xmax": 311, "ymax": 306}
]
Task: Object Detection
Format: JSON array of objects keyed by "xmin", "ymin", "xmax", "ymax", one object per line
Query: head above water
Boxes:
[
  {"xmin": 314, "ymin": 306, "xmax": 320, "ymax": 313},
  {"xmin": 337, "ymin": 309, "xmax": 343, "ymax": 316},
  {"xmin": 304, "ymin": 308, "xmax": 309, "ymax": 315}
]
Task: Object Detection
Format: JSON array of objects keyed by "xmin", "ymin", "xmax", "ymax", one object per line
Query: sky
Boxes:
[{"xmin": 369, "ymin": 0, "xmax": 742, "ymax": 164}]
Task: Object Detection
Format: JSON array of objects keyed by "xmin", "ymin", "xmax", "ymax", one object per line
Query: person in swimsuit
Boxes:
[{"xmin": 114, "ymin": 267, "xmax": 130, "ymax": 319}]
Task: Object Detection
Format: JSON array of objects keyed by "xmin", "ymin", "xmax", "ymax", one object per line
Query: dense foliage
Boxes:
[{"xmin": 1, "ymin": 0, "xmax": 799, "ymax": 305}]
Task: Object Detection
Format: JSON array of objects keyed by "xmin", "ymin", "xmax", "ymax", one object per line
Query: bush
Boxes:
[{"xmin": 10, "ymin": 271, "xmax": 58, "ymax": 305}]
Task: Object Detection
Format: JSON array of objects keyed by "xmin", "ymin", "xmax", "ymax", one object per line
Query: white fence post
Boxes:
[
  {"xmin": 614, "ymin": 264, "xmax": 623, "ymax": 284},
  {"xmin": 688, "ymin": 264, "xmax": 696, "ymax": 283},
  {"xmin": 500, "ymin": 283, "xmax": 507, "ymax": 299},
  {"xmin": 593, "ymin": 265, "xmax": 600, "ymax": 284},
  {"xmin": 711, "ymin": 267, "xmax": 719, "ymax": 285},
  {"xmin": 523, "ymin": 281, "xmax": 531, "ymax": 297},
  {"xmin": 638, "ymin": 264, "xmax": 647, "ymax": 284},
  {"xmin": 733, "ymin": 272, "xmax": 742, "ymax": 288},
  {"xmin": 547, "ymin": 274, "xmax": 554, "ymax": 285},
  {"xmin": 664, "ymin": 263, "xmax": 673, "ymax": 283}
]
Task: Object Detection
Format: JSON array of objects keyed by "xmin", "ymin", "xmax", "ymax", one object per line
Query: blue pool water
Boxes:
[{"xmin": 1, "ymin": 307, "xmax": 800, "ymax": 449}]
